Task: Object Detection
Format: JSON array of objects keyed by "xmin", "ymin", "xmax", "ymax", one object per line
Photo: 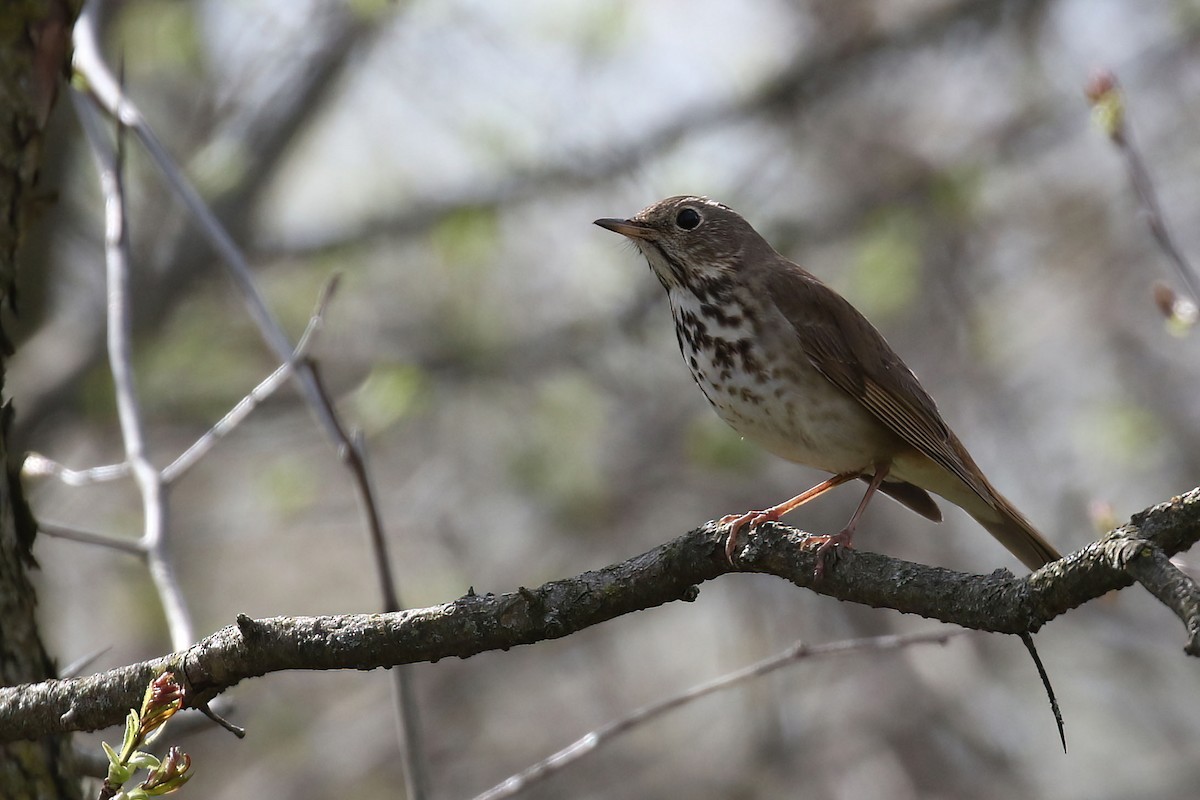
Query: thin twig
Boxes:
[
  {"xmin": 18, "ymin": 0, "xmax": 376, "ymax": 438},
  {"xmin": 37, "ymin": 521, "xmax": 144, "ymax": 556},
  {"xmin": 470, "ymin": 630, "xmax": 967, "ymax": 800},
  {"xmin": 1019, "ymin": 632, "xmax": 1065, "ymax": 753},
  {"xmin": 32, "ymin": 279, "xmax": 337, "ymax": 555},
  {"xmin": 73, "ymin": 0, "xmax": 414, "ymax": 690},
  {"xmin": 60, "ymin": 647, "xmax": 113, "ymax": 680},
  {"xmin": 73, "ymin": 2, "xmax": 340, "ymax": 441},
  {"xmin": 343, "ymin": 430, "xmax": 402, "ymax": 613},
  {"xmin": 305, "ymin": 382, "xmax": 427, "ymax": 799},
  {"xmin": 390, "ymin": 636, "xmax": 428, "ymax": 800},
  {"xmin": 196, "ymin": 702, "xmax": 246, "ymax": 739},
  {"xmin": 74, "ymin": 6, "xmax": 430, "ymax": 778},
  {"xmin": 1123, "ymin": 543, "xmax": 1200, "ymax": 656},
  {"xmin": 21, "ymin": 453, "xmax": 130, "ymax": 486},
  {"xmin": 70, "ymin": 6, "xmax": 419, "ymax": 789},
  {"xmin": 360, "ymin": 444, "xmax": 431, "ymax": 800},
  {"xmin": 1086, "ymin": 69, "xmax": 1200, "ymax": 305},
  {"xmin": 160, "ymin": 275, "xmax": 340, "ymax": 485},
  {"xmin": 1114, "ymin": 127, "xmax": 1200, "ymax": 303},
  {"xmin": 73, "ymin": 87, "xmax": 195, "ymax": 652}
]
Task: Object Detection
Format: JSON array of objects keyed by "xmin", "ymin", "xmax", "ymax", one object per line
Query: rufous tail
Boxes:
[{"xmin": 974, "ymin": 498, "xmax": 1061, "ymax": 571}]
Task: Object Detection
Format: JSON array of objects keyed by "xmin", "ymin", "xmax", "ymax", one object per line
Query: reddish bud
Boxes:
[
  {"xmin": 1084, "ymin": 68, "xmax": 1118, "ymax": 104},
  {"xmin": 1085, "ymin": 68, "xmax": 1125, "ymax": 139}
]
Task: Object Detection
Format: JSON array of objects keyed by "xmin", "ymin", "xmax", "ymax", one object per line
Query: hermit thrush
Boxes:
[{"xmin": 596, "ymin": 196, "xmax": 1060, "ymax": 573}]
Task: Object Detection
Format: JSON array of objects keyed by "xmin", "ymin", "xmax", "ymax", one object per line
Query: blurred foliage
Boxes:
[
  {"xmin": 191, "ymin": 135, "xmax": 251, "ymax": 198},
  {"xmin": 1074, "ymin": 401, "xmax": 1165, "ymax": 470},
  {"xmin": 431, "ymin": 205, "xmax": 500, "ymax": 268},
  {"xmin": 349, "ymin": 0, "xmax": 392, "ymax": 19},
  {"xmin": 350, "ymin": 363, "xmax": 427, "ymax": 435},
  {"xmin": 257, "ymin": 453, "xmax": 321, "ymax": 522},
  {"xmin": 77, "ymin": 296, "xmax": 261, "ymax": 423},
  {"xmin": 430, "ymin": 205, "xmax": 511, "ymax": 364},
  {"xmin": 846, "ymin": 207, "xmax": 922, "ymax": 321},
  {"xmin": 929, "ymin": 165, "xmax": 982, "ymax": 225},
  {"xmin": 685, "ymin": 413, "xmax": 761, "ymax": 472},
  {"xmin": 259, "ymin": 260, "xmax": 346, "ymax": 342},
  {"xmin": 111, "ymin": 0, "xmax": 200, "ymax": 74},
  {"xmin": 508, "ymin": 372, "xmax": 610, "ymax": 527},
  {"xmin": 79, "ymin": 361, "xmax": 119, "ymax": 420},
  {"xmin": 134, "ymin": 293, "xmax": 267, "ymax": 421},
  {"xmin": 558, "ymin": 4, "xmax": 633, "ymax": 58}
]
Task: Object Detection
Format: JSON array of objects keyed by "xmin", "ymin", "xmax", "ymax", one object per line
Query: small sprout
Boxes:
[
  {"xmin": 103, "ymin": 739, "xmax": 135, "ymax": 786},
  {"xmin": 138, "ymin": 746, "xmax": 193, "ymax": 795},
  {"xmin": 138, "ymin": 672, "xmax": 185, "ymax": 744},
  {"xmin": 1152, "ymin": 282, "xmax": 1198, "ymax": 335},
  {"xmin": 1085, "ymin": 68, "xmax": 1125, "ymax": 140},
  {"xmin": 101, "ymin": 672, "xmax": 193, "ymax": 799},
  {"xmin": 115, "ymin": 708, "xmax": 141, "ymax": 766},
  {"xmin": 1083, "ymin": 68, "xmax": 1116, "ymax": 103}
]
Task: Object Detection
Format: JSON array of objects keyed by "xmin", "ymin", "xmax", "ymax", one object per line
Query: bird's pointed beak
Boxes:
[{"xmin": 594, "ymin": 217, "xmax": 655, "ymax": 240}]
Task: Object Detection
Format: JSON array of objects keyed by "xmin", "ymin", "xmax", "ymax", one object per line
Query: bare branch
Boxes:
[
  {"xmin": 36, "ymin": 522, "xmax": 143, "ymax": 556},
  {"xmin": 21, "ymin": 453, "xmax": 129, "ymax": 486},
  {"xmin": 1123, "ymin": 545, "xmax": 1200, "ymax": 656},
  {"xmin": 389, "ymin": 663, "xmax": 428, "ymax": 800},
  {"xmin": 74, "ymin": 7, "xmax": 431, "ymax": 783},
  {"xmin": 1086, "ymin": 68, "xmax": 1200, "ymax": 307},
  {"xmin": 326, "ymin": 409, "xmax": 429, "ymax": 798},
  {"xmin": 60, "ymin": 648, "xmax": 113, "ymax": 681},
  {"xmin": 73, "ymin": 2, "xmax": 343, "ymax": 445},
  {"xmin": 2, "ymin": 487, "xmax": 1196, "ymax": 743},
  {"xmin": 160, "ymin": 275, "xmax": 339, "ymax": 485},
  {"xmin": 18, "ymin": 0, "xmax": 381, "ymax": 436},
  {"xmin": 470, "ymin": 629, "xmax": 967, "ymax": 800},
  {"xmin": 1018, "ymin": 632, "xmax": 1065, "ymax": 752},
  {"xmin": 73, "ymin": 88, "xmax": 193, "ymax": 652}
]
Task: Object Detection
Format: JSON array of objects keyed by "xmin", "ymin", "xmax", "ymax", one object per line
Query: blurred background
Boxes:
[{"xmin": 16, "ymin": 0, "xmax": 1200, "ymax": 797}]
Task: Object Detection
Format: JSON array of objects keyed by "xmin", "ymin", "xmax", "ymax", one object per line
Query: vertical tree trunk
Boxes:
[{"xmin": 0, "ymin": 2, "xmax": 82, "ymax": 797}]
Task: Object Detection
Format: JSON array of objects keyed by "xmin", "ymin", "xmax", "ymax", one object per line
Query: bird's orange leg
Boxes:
[
  {"xmin": 721, "ymin": 472, "xmax": 859, "ymax": 563},
  {"xmin": 808, "ymin": 463, "xmax": 891, "ymax": 579}
]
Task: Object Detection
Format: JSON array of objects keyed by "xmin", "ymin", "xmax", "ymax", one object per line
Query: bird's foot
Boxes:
[
  {"xmin": 719, "ymin": 509, "xmax": 781, "ymax": 564},
  {"xmin": 805, "ymin": 528, "xmax": 856, "ymax": 580}
]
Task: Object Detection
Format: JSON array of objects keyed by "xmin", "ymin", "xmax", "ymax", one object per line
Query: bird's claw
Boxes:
[
  {"xmin": 719, "ymin": 509, "xmax": 781, "ymax": 564},
  {"xmin": 720, "ymin": 512, "xmax": 857, "ymax": 580},
  {"xmin": 806, "ymin": 528, "xmax": 856, "ymax": 580}
]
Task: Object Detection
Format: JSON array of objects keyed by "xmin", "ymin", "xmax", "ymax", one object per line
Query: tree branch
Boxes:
[
  {"xmin": 471, "ymin": 629, "xmax": 969, "ymax": 800},
  {"xmin": 2, "ymin": 487, "xmax": 1196, "ymax": 743}
]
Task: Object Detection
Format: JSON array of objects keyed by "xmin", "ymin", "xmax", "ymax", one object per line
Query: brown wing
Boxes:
[{"xmin": 764, "ymin": 263, "xmax": 995, "ymax": 506}]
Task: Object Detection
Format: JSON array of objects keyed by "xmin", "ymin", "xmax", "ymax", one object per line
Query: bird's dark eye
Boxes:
[{"xmin": 675, "ymin": 208, "xmax": 702, "ymax": 230}]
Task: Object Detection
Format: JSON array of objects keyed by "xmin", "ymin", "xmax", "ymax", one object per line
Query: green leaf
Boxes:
[
  {"xmin": 128, "ymin": 751, "xmax": 161, "ymax": 771},
  {"xmin": 103, "ymin": 740, "xmax": 121, "ymax": 767},
  {"xmin": 120, "ymin": 709, "xmax": 141, "ymax": 760}
]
